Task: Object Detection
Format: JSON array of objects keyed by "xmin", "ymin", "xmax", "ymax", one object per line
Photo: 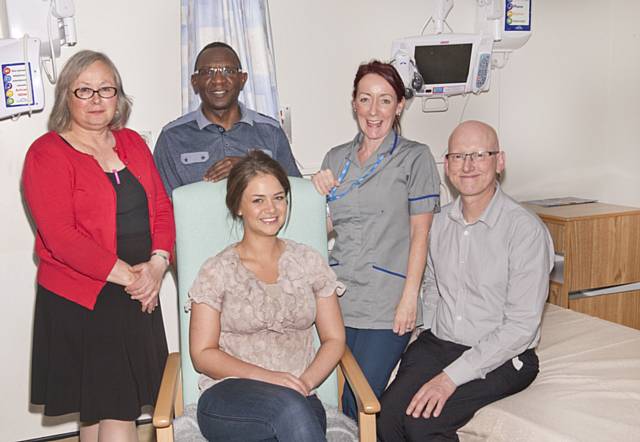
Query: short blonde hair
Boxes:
[{"xmin": 48, "ymin": 50, "xmax": 132, "ymax": 132}]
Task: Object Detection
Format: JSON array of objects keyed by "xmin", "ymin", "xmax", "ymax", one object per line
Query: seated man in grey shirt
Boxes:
[
  {"xmin": 378, "ymin": 120, "xmax": 554, "ymax": 442},
  {"xmin": 154, "ymin": 42, "xmax": 301, "ymax": 195}
]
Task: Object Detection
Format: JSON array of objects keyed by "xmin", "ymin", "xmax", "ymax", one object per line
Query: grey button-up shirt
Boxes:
[
  {"xmin": 323, "ymin": 131, "xmax": 440, "ymax": 329},
  {"xmin": 423, "ymin": 184, "xmax": 554, "ymax": 386},
  {"xmin": 153, "ymin": 103, "xmax": 301, "ymax": 195}
]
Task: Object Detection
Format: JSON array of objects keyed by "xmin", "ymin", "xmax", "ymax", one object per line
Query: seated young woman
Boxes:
[{"xmin": 187, "ymin": 150, "xmax": 346, "ymax": 442}]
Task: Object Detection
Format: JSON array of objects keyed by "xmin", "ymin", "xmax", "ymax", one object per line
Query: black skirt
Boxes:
[{"xmin": 30, "ymin": 168, "xmax": 168, "ymax": 421}]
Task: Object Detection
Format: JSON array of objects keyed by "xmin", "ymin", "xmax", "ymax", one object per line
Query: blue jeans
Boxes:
[
  {"xmin": 342, "ymin": 327, "xmax": 411, "ymax": 420},
  {"xmin": 197, "ymin": 378, "xmax": 327, "ymax": 442}
]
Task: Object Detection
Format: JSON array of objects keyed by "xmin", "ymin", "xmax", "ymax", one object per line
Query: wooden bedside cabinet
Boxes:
[{"xmin": 523, "ymin": 202, "xmax": 640, "ymax": 329}]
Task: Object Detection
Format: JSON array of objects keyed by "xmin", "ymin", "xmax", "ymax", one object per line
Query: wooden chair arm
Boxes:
[
  {"xmin": 339, "ymin": 347, "xmax": 380, "ymax": 415},
  {"xmin": 153, "ymin": 352, "xmax": 183, "ymax": 428}
]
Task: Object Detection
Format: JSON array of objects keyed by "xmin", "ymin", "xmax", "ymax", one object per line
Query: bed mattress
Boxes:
[{"xmin": 458, "ymin": 304, "xmax": 640, "ymax": 441}]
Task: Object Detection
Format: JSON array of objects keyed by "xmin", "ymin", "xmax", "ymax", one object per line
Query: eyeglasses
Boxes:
[
  {"xmin": 193, "ymin": 66, "xmax": 242, "ymax": 79},
  {"xmin": 73, "ymin": 87, "xmax": 118, "ymax": 100},
  {"xmin": 445, "ymin": 151, "xmax": 500, "ymax": 163}
]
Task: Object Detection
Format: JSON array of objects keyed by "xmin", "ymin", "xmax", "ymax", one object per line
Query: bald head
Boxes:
[
  {"xmin": 444, "ymin": 120, "xmax": 504, "ymax": 211},
  {"xmin": 448, "ymin": 120, "xmax": 499, "ymax": 152}
]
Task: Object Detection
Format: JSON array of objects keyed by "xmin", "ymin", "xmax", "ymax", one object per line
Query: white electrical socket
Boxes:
[{"xmin": 279, "ymin": 105, "xmax": 292, "ymax": 145}]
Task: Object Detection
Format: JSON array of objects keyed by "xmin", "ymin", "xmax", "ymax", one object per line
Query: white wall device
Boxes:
[
  {"xmin": 1, "ymin": 0, "xmax": 76, "ymax": 120},
  {"xmin": 476, "ymin": 0, "xmax": 532, "ymax": 53},
  {"xmin": 0, "ymin": 38, "xmax": 45, "ymax": 119}
]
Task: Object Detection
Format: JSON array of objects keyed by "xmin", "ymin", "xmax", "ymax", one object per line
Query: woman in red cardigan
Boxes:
[{"xmin": 22, "ymin": 50, "xmax": 175, "ymax": 441}]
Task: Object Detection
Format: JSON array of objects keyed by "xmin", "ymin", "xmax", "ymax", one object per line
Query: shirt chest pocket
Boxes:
[
  {"xmin": 359, "ymin": 164, "xmax": 409, "ymax": 216},
  {"xmin": 180, "ymin": 151, "xmax": 210, "ymax": 165}
]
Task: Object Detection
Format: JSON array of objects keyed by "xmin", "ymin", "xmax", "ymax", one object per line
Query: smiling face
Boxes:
[
  {"xmin": 191, "ymin": 47, "xmax": 247, "ymax": 117},
  {"xmin": 67, "ymin": 61, "xmax": 117, "ymax": 131},
  {"xmin": 445, "ymin": 121, "xmax": 505, "ymax": 202},
  {"xmin": 238, "ymin": 173, "xmax": 288, "ymax": 239},
  {"xmin": 353, "ymin": 73, "xmax": 405, "ymax": 143}
]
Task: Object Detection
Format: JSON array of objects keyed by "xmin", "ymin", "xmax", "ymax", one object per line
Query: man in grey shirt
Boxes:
[
  {"xmin": 378, "ymin": 120, "xmax": 554, "ymax": 441},
  {"xmin": 154, "ymin": 42, "xmax": 301, "ymax": 196}
]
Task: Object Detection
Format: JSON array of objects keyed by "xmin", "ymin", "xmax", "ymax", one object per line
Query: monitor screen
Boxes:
[{"xmin": 414, "ymin": 43, "xmax": 473, "ymax": 84}]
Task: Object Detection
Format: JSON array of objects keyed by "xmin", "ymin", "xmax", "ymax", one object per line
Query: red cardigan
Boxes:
[{"xmin": 22, "ymin": 129, "xmax": 176, "ymax": 310}]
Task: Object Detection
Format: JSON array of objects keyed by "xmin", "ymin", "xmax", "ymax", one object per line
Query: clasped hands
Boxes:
[{"xmin": 124, "ymin": 255, "xmax": 168, "ymax": 314}]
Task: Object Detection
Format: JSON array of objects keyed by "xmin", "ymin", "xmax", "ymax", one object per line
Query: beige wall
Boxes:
[
  {"xmin": 1, "ymin": 0, "xmax": 639, "ymax": 440},
  {"xmin": 269, "ymin": 0, "xmax": 640, "ymax": 206},
  {"xmin": 603, "ymin": 2, "xmax": 640, "ymax": 206}
]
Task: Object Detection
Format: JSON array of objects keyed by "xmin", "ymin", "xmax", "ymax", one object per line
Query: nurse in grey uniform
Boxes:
[{"xmin": 312, "ymin": 60, "xmax": 440, "ymax": 420}]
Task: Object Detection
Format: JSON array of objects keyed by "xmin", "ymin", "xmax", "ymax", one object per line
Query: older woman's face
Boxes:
[
  {"xmin": 68, "ymin": 61, "xmax": 117, "ymax": 132},
  {"xmin": 352, "ymin": 73, "xmax": 404, "ymax": 143}
]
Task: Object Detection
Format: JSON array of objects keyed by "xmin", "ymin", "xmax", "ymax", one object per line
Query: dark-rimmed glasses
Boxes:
[{"xmin": 73, "ymin": 87, "xmax": 118, "ymax": 100}]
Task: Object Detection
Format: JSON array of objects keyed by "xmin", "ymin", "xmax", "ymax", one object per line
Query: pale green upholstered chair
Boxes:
[{"xmin": 152, "ymin": 178, "xmax": 379, "ymax": 442}]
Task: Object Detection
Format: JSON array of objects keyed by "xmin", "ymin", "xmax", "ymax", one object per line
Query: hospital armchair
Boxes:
[{"xmin": 152, "ymin": 178, "xmax": 380, "ymax": 442}]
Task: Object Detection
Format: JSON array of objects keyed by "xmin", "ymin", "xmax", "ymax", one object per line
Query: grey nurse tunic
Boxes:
[{"xmin": 322, "ymin": 131, "xmax": 440, "ymax": 329}]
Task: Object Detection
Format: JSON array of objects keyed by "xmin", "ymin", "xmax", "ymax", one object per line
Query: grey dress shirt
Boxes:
[
  {"xmin": 153, "ymin": 103, "xmax": 301, "ymax": 195},
  {"xmin": 323, "ymin": 131, "xmax": 440, "ymax": 329},
  {"xmin": 423, "ymin": 184, "xmax": 554, "ymax": 386}
]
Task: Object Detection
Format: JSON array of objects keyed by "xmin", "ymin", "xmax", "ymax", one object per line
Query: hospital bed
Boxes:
[{"xmin": 458, "ymin": 303, "xmax": 640, "ymax": 441}]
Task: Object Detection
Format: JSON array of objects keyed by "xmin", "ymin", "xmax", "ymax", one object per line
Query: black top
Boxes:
[{"xmin": 106, "ymin": 168, "xmax": 149, "ymax": 239}]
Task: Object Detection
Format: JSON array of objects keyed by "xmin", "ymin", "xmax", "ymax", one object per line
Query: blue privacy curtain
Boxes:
[{"xmin": 180, "ymin": 0, "xmax": 280, "ymax": 118}]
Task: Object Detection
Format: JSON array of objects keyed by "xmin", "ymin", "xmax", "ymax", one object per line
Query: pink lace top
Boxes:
[{"xmin": 187, "ymin": 239, "xmax": 345, "ymax": 392}]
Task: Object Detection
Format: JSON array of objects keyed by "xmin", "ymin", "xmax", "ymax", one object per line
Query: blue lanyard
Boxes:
[{"xmin": 327, "ymin": 132, "xmax": 399, "ymax": 203}]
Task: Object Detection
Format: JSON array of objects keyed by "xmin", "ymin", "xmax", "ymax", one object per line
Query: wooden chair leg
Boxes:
[
  {"xmin": 156, "ymin": 425, "xmax": 174, "ymax": 442},
  {"xmin": 358, "ymin": 412, "xmax": 377, "ymax": 442},
  {"xmin": 153, "ymin": 352, "xmax": 182, "ymax": 442}
]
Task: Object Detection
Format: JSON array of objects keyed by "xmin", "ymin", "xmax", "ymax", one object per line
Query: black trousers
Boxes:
[{"xmin": 377, "ymin": 330, "xmax": 539, "ymax": 442}]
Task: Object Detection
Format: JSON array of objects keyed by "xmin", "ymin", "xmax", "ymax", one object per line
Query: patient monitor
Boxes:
[
  {"xmin": 392, "ymin": 0, "xmax": 532, "ymax": 112},
  {"xmin": 392, "ymin": 33, "xmax": 493, "ymax": 100}
]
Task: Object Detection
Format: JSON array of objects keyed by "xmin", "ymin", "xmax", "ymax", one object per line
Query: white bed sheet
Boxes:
[{"xmin": 458, "ymin": 304, "xmax": 640, "ymax": 442}]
